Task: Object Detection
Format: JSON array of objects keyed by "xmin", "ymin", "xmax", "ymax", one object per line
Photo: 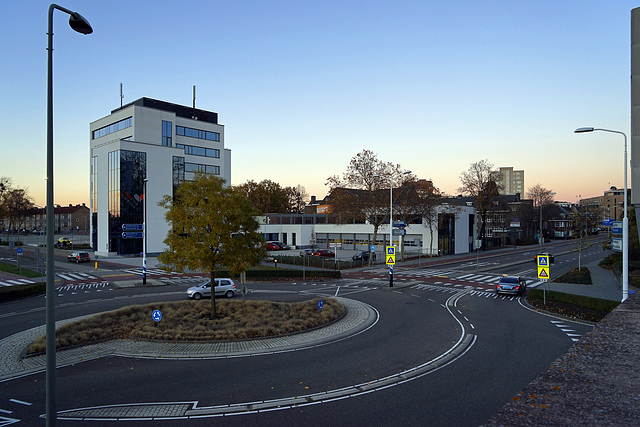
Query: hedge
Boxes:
[{"xmin": 528, "ymin": 288, "xmax": 619, "ymax": 312}]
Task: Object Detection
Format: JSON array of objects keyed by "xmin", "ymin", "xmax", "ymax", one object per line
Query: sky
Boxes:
[{"xmin": 1, "ymin": 0, "xmax": 637, "ymax": 207}]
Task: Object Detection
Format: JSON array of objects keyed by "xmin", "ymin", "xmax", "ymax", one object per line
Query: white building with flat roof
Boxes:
[{"xmin": 90, "ymin": 97, "xmax": 230, "ymax": 256}]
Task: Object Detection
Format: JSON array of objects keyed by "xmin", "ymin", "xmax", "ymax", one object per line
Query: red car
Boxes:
[
  {"xmin": 313, "ymin": 249, "xmax": 335, "ymax": 257},
  {"xmin": 266, "ymin": 242, "xmax": 281, "ymax": 251}
]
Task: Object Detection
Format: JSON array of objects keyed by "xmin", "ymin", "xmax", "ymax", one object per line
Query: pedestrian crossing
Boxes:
[
  {"xmin": 400, "ymin": 269, "xmax": 548, "ymax": 289},
  {"xmin": 56, "ymin": 271, "xmax": 99, "ymax": 282},
  {"xmin": 0, "ymin": 278, "xmax": 35, "ymax": 287},
  {"xmin": 550, "ymin": 320, "xmax": 583, "ymax": 342},
  {"xmin": 120, "ymin": 268, "xmax": 182, "ymax": 276}
]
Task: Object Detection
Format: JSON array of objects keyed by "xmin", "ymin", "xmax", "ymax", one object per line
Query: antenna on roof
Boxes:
[
  {"xmin": 120, "ymin": 83, "xmax": 124, "ymax": 108},
  {"xmin": 192, "ymin": 85, "xmax": 197, "ymax": 119}
]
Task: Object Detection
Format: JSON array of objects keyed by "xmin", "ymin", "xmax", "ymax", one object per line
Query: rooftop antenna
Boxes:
[
  {"xmin": 192, "ymin": 85, "xmax": 196, "ymax": 119},
  {"xmin": 120, "ymin": 83, "xmax": 124, "ymax": 108}
]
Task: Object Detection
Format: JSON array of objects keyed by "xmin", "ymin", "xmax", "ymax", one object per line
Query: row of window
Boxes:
[
  {"xmin": 176, "ymin": 125, "xmax": 220, "ymax": 142},
  {"xmin": 176, "ymin": 143, "xmax": 220, "ymax": 158},
  {"xmin": 185, "ymin": 162, "xmax": 220, "ymax": 175},
  {"xmin": 93, "ymin": 117, "xmax": 132, "ymax": 139}
]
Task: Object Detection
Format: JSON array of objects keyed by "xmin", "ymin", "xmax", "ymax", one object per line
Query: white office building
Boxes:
[{"xmin": 90, "ymin": 97, "xmax": 230, "ymax": 256}]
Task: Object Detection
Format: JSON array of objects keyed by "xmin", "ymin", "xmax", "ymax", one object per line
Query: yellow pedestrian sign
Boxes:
[
  {"xmin": 386, "ymin": 246, "xmax": 395, "ymax": 265},
  {"xmin": 538, "ymin": 267, "xmax": 549, "ymax": 279}
]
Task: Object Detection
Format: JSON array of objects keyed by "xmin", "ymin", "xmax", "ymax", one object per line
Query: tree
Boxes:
[
  {"xmin": 158, "ymin": 173, "xmax": 264, "ymax": 317},
  {"xmin": 527, "ymin": 183, "xmax": 556, "ymax": 244},
  {"xmin": 326, "ymin": 149, "xmax": 408, "ymax": 264},
  {"xmin": 569, "ymin": 204, "xmax": 599, "ymax": 270},
  {"xmin": 285, "ymin": 185, "xmax": 308, "ymax": 214},
  {"xmin": 234, "ymin": 179, "xmax": 290, "ymax": 214},
  {"xmin": 458, "ymin": 160, "xmax": 503, "ymax": 250}
]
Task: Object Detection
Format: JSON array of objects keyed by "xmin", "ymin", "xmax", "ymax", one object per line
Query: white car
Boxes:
[{"xmin": 186, "ymin": 279, "xmax": 236, "ymax": 300}]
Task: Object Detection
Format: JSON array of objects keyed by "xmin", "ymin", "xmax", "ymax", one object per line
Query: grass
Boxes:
[
  {"xmin": 0, "ymin": 261, "xmax": 42, "ymax": 278},
  {"xmin": 527, "ymin": 289, "xmax": 618, "ymax": 322},
  {"xmin": 28, "ymin": 298, "xmax": 345, "ymax": 355},
  {"xmin": 552, "ymin": 268, "xmax": 592, "ymax": 285}
]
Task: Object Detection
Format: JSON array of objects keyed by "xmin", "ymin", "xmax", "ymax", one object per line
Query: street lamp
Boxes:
[
  {"xmin": 46, "ymin": 4, "xmax": 92, "ymax": 425},
  {"xmin": 143, "ymin": 179, "xmax": 148, "ymax": 286},
  {"xmin": 574, "ymin": 127, "xmax": 628, "ymax": 302},
  {"xmin": 374, "ymin": 170, "xmax": 411, "ymax": 287}
]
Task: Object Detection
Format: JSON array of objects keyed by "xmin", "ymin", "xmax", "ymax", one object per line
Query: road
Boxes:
[{"xmin": 0, "ymin": 243, "xmax": 599, "ymax": 425}]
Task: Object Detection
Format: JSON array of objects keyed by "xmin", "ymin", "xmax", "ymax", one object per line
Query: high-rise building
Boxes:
[
  {"xmin": 497, "ymin": 167, "xmax": 524, "ymax": 196},
  {"xmin": 90, "ymin": 97, "xmax": 230, "ymax": 256}
]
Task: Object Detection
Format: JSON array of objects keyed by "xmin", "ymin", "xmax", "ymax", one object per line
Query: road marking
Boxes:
[{"xmin": 8, "ymin": 399, "xmax": 31, "ymax": 406}]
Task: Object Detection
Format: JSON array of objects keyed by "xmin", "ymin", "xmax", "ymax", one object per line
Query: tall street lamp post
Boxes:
[
  {"xmin": 143, "ymin": 179, "xmax": 148, "ymax": 285},
  {"xmin": 46, "ymin": 4, "xmax": 92, "ymax": 425},
  {"xmin": 374, "ymin": 170, "xmax": 411, "ymax": 287},
  {"xmin": 574, "ymin": 127, "xmax": 628, "ymax": 302}
]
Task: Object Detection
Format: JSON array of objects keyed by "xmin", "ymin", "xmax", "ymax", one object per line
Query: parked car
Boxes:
[
  {"xmin": 67, "ymin": 251, "xmax": 90, "ymax": 263},
  {"xmin": 55, "ymin": 237, "xmax": 71, "ymax": 248},
  {"xmin": 496, "ymin": 276, "xmax": 527, "ymax": 296},
  {"xmin": 273, "ymin": 242, "xmax": 290, "ymax": 250},
  {"xmin": 299, "ymin": 249, "xmax": 314, "ymax": 257},
  {"xmin": 534, "ymin": 253, "xmax": 555, "ymax": 263},
  {"xmin": 352, "ymin": 251, "xmax": 376, "ymax": 262},
  {"xmin": 313, "ymin": 249, "xmax": 335, "ymax": 257},
  {"xmin": 186, "ymin": 278, "xmax": 236, "ymax": 300},
  {"xmin": 266, "ymin": 242, "xmax": 281, "ymax": 251}
]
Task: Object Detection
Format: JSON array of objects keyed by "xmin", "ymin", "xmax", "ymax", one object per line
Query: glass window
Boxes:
[{"xmin": 162, "ymin": 120, "xmax": 172, "ymax": 146}]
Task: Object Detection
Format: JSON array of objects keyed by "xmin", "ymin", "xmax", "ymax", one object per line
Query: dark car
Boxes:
[
  {"xmin": 273, "ymin": 242, "xmax": 290, "ymax": 250},
  {"xmin": 534, "ymin": 253, "xmax": 555, "ymax": 263},
  {"xmin": 68, "ymin": 252, "xmax": 90, "ymax": 263},
  {"xmin": 496, "ymin": 276, "xmax": 526, "ymax": 296},
  {"xmin": 313, "ymin": 249, "xmax": 335, "ymax": 257},
  {"xmin": 352, "ymin": 251, "xmax": 376, "ymax": 262},
  {"xmin": 299, "ymin": 249, "xmax": 314, "ymax": 257}
]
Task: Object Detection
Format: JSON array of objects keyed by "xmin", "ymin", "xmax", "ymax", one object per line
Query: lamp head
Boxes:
[
  {"xmin": 69, "ymin": 12, "xmax": 93, "ymax": 34},
  {"xmin": 574, "ymin": 127, "xmax": 594, "ymax": 134}
]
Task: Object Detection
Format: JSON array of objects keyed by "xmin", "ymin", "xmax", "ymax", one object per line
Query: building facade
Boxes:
[
  {"xmin": 3, "ymin": 204, "xmax": 89, "ymax": 234},
  {"xmin": 90, "ymin": 97, "xmax": 230, "ymax": 256},
  {"xmin": 497, "ymin": 167, "xmax": 525, "ymax": 196}
]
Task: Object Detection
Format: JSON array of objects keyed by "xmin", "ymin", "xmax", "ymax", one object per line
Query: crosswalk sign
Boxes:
[
  {"xmin": 537, "ymin": 255, "xmax": 549, "ymax": 267},
  {"xmin": 387, "ymin": 246, "xmax": 395, "ymax": 256},
  {"xmin": 386, "ymin": 255, "xmax": 395, "ymax": 265},
  {"xmin": 538, "ymin": 267, "xmax": 549, "ymax": 279}
]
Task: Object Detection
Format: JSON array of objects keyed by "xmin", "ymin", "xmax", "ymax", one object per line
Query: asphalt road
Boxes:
[{"xmin": 0, "ymin": 270, "xmax": 593, "ymax": 425}]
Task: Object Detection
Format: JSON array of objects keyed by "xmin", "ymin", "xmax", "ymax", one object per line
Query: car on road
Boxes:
[
  {"xmin": 55, "ymin": 237, "xmax": 71, "ymax": 248},
  {"xmin": 186, "ymin": 278, "xmax": 236, "ymax": 300},
  {"xmin": 496, "ymin": 275, "xmax": 527, "ymax": 296},
  {"xmin": 266, "ymin": 242, "xmax": 281, "ymax": 251},
  {"xmin": 312, "ymin": 249, "xmax": 335, "ymax": 257},
  {"xmin": 534, "ymin": 252, "xmax": 555, "ymax": 263},
  {"xmin": 299, "ymin": 248, "xmax": 314, "ymax": 257},
  {"xmin": 352, "ymin": 251, "xmax": 376, "ymax": 262},
  {"xmin": 68, "ymin": 252, "xmax": 90, "ymax": 263}
]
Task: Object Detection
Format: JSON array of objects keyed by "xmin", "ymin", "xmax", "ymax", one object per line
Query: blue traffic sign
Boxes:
[
  {"xmin": 318, "ymin": 299, "xmax": 324, "ymax": 311},
  {"xmin": 603, "ymin": 219, "xmax": 614, "ymax": 226},
  {"xmin": 122, "ymin": 231, "xmax": 143, "ymax": 239},
  {"xmin": 611, "ymin": 222, "xmax": 623, "ymax": 235},
  {"xmin": 393, "ymin": 221, "xmax": 406, "ymax": 228},
  {"xmin": 152, "ymin": 310, "xmax": 162, "ymax": 322},
  {"xmin": 387, "ymin": 247, "xmax": 395, "ymax": 255},
  {"xmin": 16, "ymin": 248, "xmax": 23, "ymax": 255},
  {"xmin": 122, "ymin": 223, "xmax": 143, "ymax": 231}
]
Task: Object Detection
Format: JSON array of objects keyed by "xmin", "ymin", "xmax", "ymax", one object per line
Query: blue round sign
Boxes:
[
  {"xmin": 318, "ymin": 299, "xmax": 324, "ymax": 311},
  {"xmin": 152, "ymin": 310, "xmax": 162, "ymax": 322},
  {"xmin": 16, "ymin": 248, "xmax": 23, "ymax": 255}
]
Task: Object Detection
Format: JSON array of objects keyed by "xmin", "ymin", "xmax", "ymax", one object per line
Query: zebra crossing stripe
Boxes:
[{"xmin": 0, "ymin": 281, "xmax": 11, "ymax": 287}]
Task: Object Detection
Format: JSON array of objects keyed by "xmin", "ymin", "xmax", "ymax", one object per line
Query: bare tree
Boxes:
[
  {"xmin": 326, "ymin": 150, "xmax": 405, "ymax": 264},
  {"xmin": 458, "ymin": 160, "xmax": 503, "ymax": 250},
  {"xmin": 285, "ymin": 185, "xmax": 308, "ymax": 214},
  {"xmin": 527, "ymin": 183, "xmax": 556, "ymax": 245}
]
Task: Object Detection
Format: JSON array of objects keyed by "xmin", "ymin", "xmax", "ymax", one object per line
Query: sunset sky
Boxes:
[{"xmin": 1, "ymin": 0, "xmax": 636, "ymax": 207}]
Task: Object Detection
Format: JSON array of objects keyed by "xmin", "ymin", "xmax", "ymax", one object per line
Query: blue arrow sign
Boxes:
[
  {"xmin": 122, "ymin": 232, "xmax": 143, "ymax": 239},
  {"xmin": 318, "ymin": 299, "xmax": 324, "ymax": 311},
  {"xmin": 16, "ymin": 248, "xmax": 23, "ymax": 255},
  {"xmin": 122, "ymin": 223, "xmax": 144, "ymax": 231},
  {"xmin": 152, "ymin": 310, "xmax": 162, "ymax": 322}
]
